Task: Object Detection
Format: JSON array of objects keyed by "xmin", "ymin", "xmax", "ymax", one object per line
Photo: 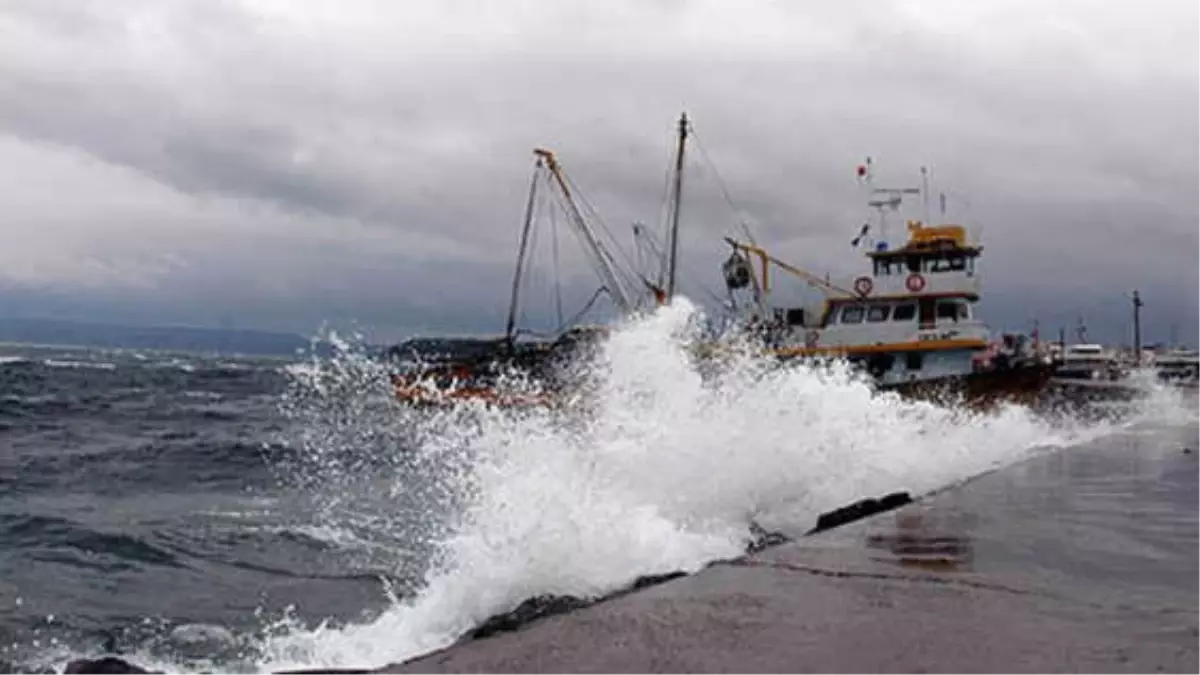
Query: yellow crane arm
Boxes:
[{"xmin": 723, "ymin": 237, "xmax": 859, "ymax": 298}]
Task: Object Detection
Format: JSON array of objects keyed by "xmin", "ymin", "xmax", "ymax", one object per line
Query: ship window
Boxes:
[
  {"xmin": 906, "ymin": 255, "xmax": 921, "ymax": 273},
  {"xmin": 936, "ymin": 301, "xmax": 960, "ymax": 322},
  {"xmin": 958, "ymin": 303, "xmax": 970, "ymax": 320},
  {"xmin": 785, "ymin": 308, "xmax": 805, "ymax": 326},
  {"xmin": 867, "ymin": 304, "xmax": 890, "ymax": 322},
  {"xmin": 919, "ymin": 299, "xmax": 936, "ymax": 326},
  {"xmin": 906, "ymin": 352, "xmax": 924, "ymax": 371},
  {"xmin": 892, "ymin": 303, "xmax": 916, "ymax": 321},
  {"xmin": 875, "ymin": 259, "xmax": 901, "ymax": 275},
  {"xmin": 966, "ymin": 257, "xmax": 976, "ymax": 277},
  {"xmin": 840, "ymin": 305, "xmax": 865, "ymax": 324},
  {"xmin": 928, "ymin": 254, "xmax": 965, "ymax": 273}
]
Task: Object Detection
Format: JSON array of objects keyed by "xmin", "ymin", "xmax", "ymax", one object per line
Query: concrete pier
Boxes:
[
  {"xmin": 384, "ymin": 431, "xmax": 1199, "ymax": 674},
  {"xmin": 385, "ymin": 534, "xmax": 1195, "ymax": 672}
]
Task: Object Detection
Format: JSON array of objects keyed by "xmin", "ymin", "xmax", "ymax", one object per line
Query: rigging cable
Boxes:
[
  {"xmin": 513, "ymin": 286, "xmax": 612, "ymax": 340},
  {"xmin": 550, "ymin": 192, "xmax": 564, "ymax": 329},
  {"xmin": 653, "ymin": 134, "xmax": 679, "ymax": 289},
  {"xmin": 547, "ymin": 185, "xmax": 625, "ymax": 310},
  {"xmin": 560, "ymin": 169, "xmax": 652, "ymax": 306},
  {"xmin": 555, "ymin": 286, "xmax": 611, "ymax": 335},
  {"xmin": 518, "ymin": 170, "xmax": 546, "ymax": 335},
  {"xmin": 689, "ymin": 124, "xmax": 759, "ymax": 247},
  {"xmin": 633, "ymin": 221, "xmax": 727, "ymax": 308}
]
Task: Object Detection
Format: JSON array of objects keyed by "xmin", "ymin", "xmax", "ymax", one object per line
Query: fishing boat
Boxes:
[{"xmin": 712, "ymin": 160, "xmax": 1055, "ymax": 409}]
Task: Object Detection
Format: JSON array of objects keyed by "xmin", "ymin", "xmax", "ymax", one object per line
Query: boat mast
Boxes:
[
  {"xmin": 665, "ymin": 112, "xmax": 689, "ymax": 301},
  {"xmin": 920, "ymin": 166, "xmax": 930, "ymax": 224},
  {"xmin": 1131, "ymin": 289, "xmax": 1143, "ymax": 364},
  {"xmin": 504, "ymin": 155, "xmax": 543, "ymax": 344}
]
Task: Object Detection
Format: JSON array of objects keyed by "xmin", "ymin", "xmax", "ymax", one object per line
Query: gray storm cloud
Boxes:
[{"xmin": 0, "ymin": 0, "xmax": 1195, "ymax": 344}]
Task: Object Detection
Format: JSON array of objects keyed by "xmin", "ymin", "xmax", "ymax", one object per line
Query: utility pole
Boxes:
[{"xmin": 1131, "ymin": 289, "xmax": 1143, "ymax": 364}]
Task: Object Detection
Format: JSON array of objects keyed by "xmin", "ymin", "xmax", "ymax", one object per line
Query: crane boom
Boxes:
[
  {"xmin": 534, "ymin": 148, "xmax": 637, "ymax": 313},
  {"xmin": 723, "ymin": 237, "xmax": 860, "ymax": 298}
]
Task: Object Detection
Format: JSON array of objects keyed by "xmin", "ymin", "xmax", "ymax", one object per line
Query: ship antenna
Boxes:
[{"xmin": 920, "ymin": 166, "xmax": 930, "ymax": 224}]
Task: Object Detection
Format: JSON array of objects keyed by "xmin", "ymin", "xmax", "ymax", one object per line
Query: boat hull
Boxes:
[
  {"xmin": 391, "ymin": 353, "xmax": 1060, "ymax": 413},
  {"xmin": 879, "ymin": 362, "xmax": 1058, "ymax": 410}
]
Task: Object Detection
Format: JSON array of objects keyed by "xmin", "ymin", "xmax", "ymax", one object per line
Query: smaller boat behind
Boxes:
[
  {"xmin": 1052, "ymin": 343, "xmax": 1123, "ymax": 382},
  {"xmin": 1151, "ymin": 347, "xmax": 1199, "ymax": 388}
]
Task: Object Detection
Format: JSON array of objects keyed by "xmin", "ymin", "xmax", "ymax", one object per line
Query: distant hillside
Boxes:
[{"xmin": 0, "ymin": 317, "xmax": 330, "ymax": 356}]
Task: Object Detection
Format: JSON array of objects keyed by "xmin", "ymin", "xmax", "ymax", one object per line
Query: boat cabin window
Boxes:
[
  {"xmin": 935, "ymin": 300, "xmax": 970, "ymax": 322},
  {"xmin": 840, "ymin": 305, "xmax": 865, "ymax": 324},
  {"xmin": 936, "ymin": 301, "xmax": 958, "ymax": 322},
  {"xmin": 873, "ymin": 259, "xmax": 909, "ymax": 276},
  {"xmin": 929, "ymin": 254, "xmax": 967, "ymax": 273},
  {"xmin": 874, "ymin": 250, "xmax": 978, "ymax": 276},
  {"xmin": 892, "ymin": 303, "xmax": 916, "ymax": 321},
  {"xmin": 784, "ymin": 308, "xmax": 806, "ymax": 326},
  {"xmin": 867, "ymin": 304, "xmax": 890, "ymax": 323},
  {"xmin": 919, "ymin": 299, "xmax": 936, "ymax": 327}
]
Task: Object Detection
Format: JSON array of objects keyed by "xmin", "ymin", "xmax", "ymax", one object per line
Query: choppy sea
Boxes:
[{"xmin": 1, "ymin": 302, "xmax": 1196, "ymax": 673}]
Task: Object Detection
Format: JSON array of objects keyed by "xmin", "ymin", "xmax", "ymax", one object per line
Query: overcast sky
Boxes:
[{"xmin": 1, "ymin": 0, "xmax": 1196, "ymax": 345}]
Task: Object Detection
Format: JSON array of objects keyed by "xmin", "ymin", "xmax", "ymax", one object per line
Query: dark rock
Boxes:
[
  {"xmin": 465, "ymin": 569, "xmax": 696, "ymax": 643},
  {"xmin": 808, "ymin": 491, "xmax": 914, "ymax": 535},
  {"xmin": 630, "ymin": 570, "xmax": 687, "ymax": 590},
  {"xmin": 468, "ymin": 595, "xmax": 592, "ymax": 640},
  {"xmin": 62, "ymin": 656, "xmax": 157, "ymax": 674},
  {"xmin": 274, "ymin": 669, "xmax": 375, "ymax": 674}
]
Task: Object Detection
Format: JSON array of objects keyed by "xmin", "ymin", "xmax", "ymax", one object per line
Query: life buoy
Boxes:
[
  {"xmin": 905, "ymin": 273, "xmax": 926, "ymax": 293},
  {"xmin": 804, "ymin": 330, "xmax": 820, "ymax": 348},
  {"xmin": 853, "ymin": 276, "xmax": 873, "ymax": 297}
]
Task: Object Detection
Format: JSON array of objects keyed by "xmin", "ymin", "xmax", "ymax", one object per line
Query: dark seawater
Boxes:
[
  {"xmin": 0, "ymin": 345, "xmax": 416, "ymax": 671},
  {"xmin": 0, "ymin": 338, "xmax": 1196, "ymax": 673}
]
